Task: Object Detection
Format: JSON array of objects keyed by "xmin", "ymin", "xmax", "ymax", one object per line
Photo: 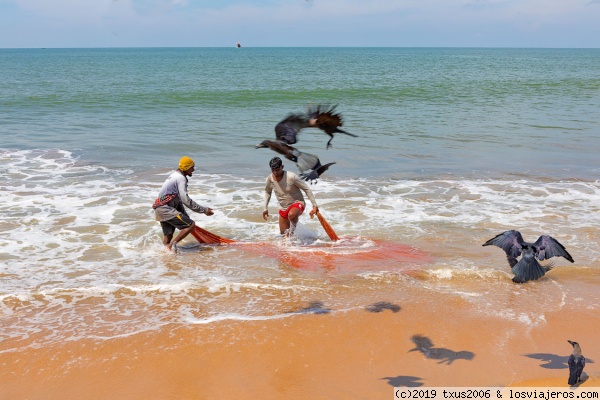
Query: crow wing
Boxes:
[
  {"xmin": 294, "ymin": 151, "xmax": 320, "ymax": 174},
  {"xmin": 579, "ymin": 356, "xmax": 586, "ymax": 377},
  {"xmin": 568, "ymin": 355, "xmax": 578, "ymax": 385},
  {"xmin": 300, "ymin": 161, "xmax": 336, "ymax": 183},
  {"xmin": 275, "ymin": 113, "xmax": 311, "ymax": 144},
  {"xmin": 278, "ymin": 113, "xmax": 310, "ymax": 129},
  {"xmin": 315, "ymin": 161, "xmax": 336, "ymax": 176},
  {"xmin": 534, "ymin": 235, "xmax": 574, "ymax": 263},
  {"xmin": 482, "ymin": 230, "xmax": 525, "ymax": 259},
  {"xmin": 568, "ymin": 354, "xmax": 585, "ymax": 385}
]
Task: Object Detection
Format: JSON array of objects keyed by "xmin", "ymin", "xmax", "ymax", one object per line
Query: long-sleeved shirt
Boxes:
[
  {"xmin": 153, "ymin": 171, "xmax": 209, "ymax": 222},
  {"xmin": 264, "ymin": 170, "xmax": 317, "ymax": 212}
]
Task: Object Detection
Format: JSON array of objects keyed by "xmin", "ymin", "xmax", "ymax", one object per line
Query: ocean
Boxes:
[{"xmin": 1, "ymin": 48, "xmax": 600, "ymax": 391}]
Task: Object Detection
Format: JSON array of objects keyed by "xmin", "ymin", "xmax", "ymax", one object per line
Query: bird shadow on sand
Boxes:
[
  {"xmin": 285, "ymin": 301, "xmax": 331, "ymax": 315},
  {"xmin": 365, "ymin": 301, "xmax": 401, "ymax": 313},
  {"xmin": 524, "ymin": 353, "xmax": 594, "ymax": 370},
  {"xmin": 410, "ymin": 335, "xmax": 475, "ymax": 365},
  {"xmin": 381, "ymin": 376, "xmax": 424, "ymax": 387},
  {"xmin": 524, "ymin": 353, "xmax": 568, "ymax": 369}
]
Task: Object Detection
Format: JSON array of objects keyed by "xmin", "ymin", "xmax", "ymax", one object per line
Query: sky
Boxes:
[{"xmin": 1, "ymin": 0, "xmax": 599, "ymax": 48}]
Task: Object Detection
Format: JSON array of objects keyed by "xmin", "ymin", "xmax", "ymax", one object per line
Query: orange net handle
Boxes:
[{"xmin": 310, "ymin": 210, "xmax": 339, "ymax": 242}]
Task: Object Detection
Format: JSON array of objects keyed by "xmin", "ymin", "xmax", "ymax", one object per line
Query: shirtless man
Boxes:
[{"xmin": 262, "ymin": 157, "xmax": 318, "ymax": 236}]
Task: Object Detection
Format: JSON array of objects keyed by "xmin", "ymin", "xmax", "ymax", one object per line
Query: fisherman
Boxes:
[
  {"xmin": 262, "ymin": 157, "xmax": 318, "ymax": 236},
  {"xmin": 152, "ymin": 156, "xmax": 214, "ymax": 253}
]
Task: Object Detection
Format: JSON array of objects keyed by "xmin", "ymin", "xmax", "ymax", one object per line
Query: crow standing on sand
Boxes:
[
  {"xmin": 255, "ymin": 105, "xmax": 356, "ymax": 183},
  {"xmin": 482, "ymin": 230, "xmax": 574, "ymax": 283},
  {"xmin": 567, "ymin": 340, "xmax": 585, "ymax": 385}
]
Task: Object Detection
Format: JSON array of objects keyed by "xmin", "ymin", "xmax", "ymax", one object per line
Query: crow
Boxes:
[
  {"xmin": 255, "ymin": 140, "xmax": 335, "ymax": 183},
  {"xmin": 306, "ymin": 104, "xmax": 357, "ymax": 149},
  {"xmin": 256, "ymin": 105, "xmax": 355, "ymax": 182},
  {"xmin": 269, "ymin": 105, "xmax": 357, "ymax": 148},
  {"xmin": 567, "ymin": 340, "xmax": 585, "ymax": 385},
  {"xmin": 482, "ymin": 230, "xmax": 574, "ymax": 283}
]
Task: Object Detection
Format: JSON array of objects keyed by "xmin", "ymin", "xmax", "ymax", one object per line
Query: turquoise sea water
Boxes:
[
  {"xmin": 1, "ymin": 48, "xmax": 600, "ymax": 349},
  {"xmin": 2, "ymin": 47, "xmax": 599, "ymax": 178}
]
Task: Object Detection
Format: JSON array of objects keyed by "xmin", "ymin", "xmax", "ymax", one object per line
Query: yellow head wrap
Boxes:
[{"xmin": 178, "ymin": 156, "xmax": 195, "ymax": 171}]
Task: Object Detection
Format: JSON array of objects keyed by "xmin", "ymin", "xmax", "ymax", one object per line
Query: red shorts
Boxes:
[{"xmin": 279, "ymin": 202, "xmax": 305, "ymax": 219}]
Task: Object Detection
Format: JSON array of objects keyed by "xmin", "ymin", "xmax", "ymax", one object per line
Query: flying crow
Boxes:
[
  {"xmin": 482, "ymin": 230, "xmax": 574, "ymax": 283},
  {"xmin": 255, "ymin": 140, "xmax": 335, "ymax": 183},
  {"xmin": 256, "ymin": 105, "xmax": 355, "ymax": 182},
  {"xmin": 269, "ymin": 105, "xmax": 356, "ymax": 148}
]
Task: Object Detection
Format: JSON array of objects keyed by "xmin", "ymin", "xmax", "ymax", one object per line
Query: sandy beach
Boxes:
[{"xmin": 3, "ymin": 285, "xmax": 598, "ymax": 400}]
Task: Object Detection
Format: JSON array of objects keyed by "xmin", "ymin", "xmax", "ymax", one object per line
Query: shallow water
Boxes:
[
  {"xmin": 1, "ymin": 148, "xmax": 599, "ymax": 352},
  {"xmin": 1, "ymin": 48, "xmax": 600, "ymax": 353}
]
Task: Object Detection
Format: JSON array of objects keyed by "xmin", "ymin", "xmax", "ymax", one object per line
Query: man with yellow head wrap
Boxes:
[{"xmin": 152, "ymin": 156, "xmax": 214, "ymax": 253}]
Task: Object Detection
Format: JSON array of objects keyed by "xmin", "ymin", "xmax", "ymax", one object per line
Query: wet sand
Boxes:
[{"xmin": 2, "ymin": 292, "xmax": 598, "ymax": 400}]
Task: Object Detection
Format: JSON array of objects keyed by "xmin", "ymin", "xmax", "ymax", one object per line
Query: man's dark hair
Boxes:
[{"xmin": 269, "ymin": 157, "xmax": 283, "ymax": 169}]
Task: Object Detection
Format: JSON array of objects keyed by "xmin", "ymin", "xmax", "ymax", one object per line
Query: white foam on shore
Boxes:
[
  {"xmin": 182, "ymin": 312, "xmax": 293, "ymax": 325},
  {"xmin": 1, "ymin": 149, "xmax": 598, "ymax": 348}
]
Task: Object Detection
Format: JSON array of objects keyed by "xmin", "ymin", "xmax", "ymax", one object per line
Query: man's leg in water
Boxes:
[
  {"xmin": 278, "ymin": 215, "xmax": 291, "ymax": 235},
  {"xmin": 166, "ymin": 222, "xmax": 196, "ymax": 252},
  {"xmin": 162, "ymin": 214, "xmax": 196, "ymax": 253},
  {"xmin": 286, "ymin": 206, "xmax": 303, "ymax": 236}
]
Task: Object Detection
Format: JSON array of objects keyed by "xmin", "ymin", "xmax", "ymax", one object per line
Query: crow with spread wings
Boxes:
[
  {"xmin": 483, "ymin": 230, "xmax": 574, "ymax": 283},
  {"xmin": 255, "ymin": 105, "xmax": 356, "ymax": 183}
]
